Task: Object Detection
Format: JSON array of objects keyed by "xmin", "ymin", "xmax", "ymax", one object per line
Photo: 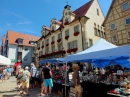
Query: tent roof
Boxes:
[
  {"xmin": 66, "ymin": 38, "xmax": 119, "ymax": 62},
  {"xmin": 76, "ymin": 38, "xmax": 117, "ymax": 55},
  {"xmin": 38, "ymin": 58, "xmax": 66, "ymax": 64}
]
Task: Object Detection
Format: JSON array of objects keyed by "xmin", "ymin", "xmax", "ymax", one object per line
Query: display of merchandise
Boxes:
[{"xmin": 52, "ymin": 70, "xmax": 68, "ymax": 84}]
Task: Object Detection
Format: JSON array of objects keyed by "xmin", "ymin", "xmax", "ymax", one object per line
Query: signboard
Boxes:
[{"xmin": 11, "ymin": 59, "xmax": 16, "ymax": 63}]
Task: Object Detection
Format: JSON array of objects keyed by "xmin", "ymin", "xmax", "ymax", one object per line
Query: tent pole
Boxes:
[{"xmin": 65, "ymin": 58, "xmax": 67, "ymax": 97}]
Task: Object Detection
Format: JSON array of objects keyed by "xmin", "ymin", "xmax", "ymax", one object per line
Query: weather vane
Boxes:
[{"xmin": 66, "ymin": 0, "xmax": 68, "ymax": 5}]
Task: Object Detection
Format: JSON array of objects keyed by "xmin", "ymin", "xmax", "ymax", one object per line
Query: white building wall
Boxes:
[
  {"xmin": 8, "ymin": 44, "xmax": 18, "ymax": 65},
  {"xmin": 85, "ymin": 0, "xmax": 105, "ymax": 46}
]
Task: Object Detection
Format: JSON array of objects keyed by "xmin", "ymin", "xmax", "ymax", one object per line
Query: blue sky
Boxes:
[{"xmin": 0, "ymin": 0, "xmax": 112, "ymax": 41}]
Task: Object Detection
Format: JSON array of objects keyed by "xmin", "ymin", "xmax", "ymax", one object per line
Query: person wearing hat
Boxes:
[
  {"xmin": 73, "ymin": 65, "xmax": 82, "ymax": 97},
  {"xmin": 21, "ymin": 66, "xmax": 30, "ymax": 96}
]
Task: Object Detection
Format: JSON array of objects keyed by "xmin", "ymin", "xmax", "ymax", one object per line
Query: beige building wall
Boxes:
[
  {"xmin": 85, "ymin": 0, "xmax": 105, "ymax": 48},
  {"xmin": 103, "ymin": 0, "xmax": 130, "ymax": 46}
]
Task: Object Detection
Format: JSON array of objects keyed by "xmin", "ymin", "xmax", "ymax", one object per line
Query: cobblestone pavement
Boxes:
[{"xmin": 0, "ymin": 76, "xmax": 61, "ymax": 97}]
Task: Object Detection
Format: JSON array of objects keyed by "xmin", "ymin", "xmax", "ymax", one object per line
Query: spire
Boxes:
[
  {"xmin": 64, "ymin": 0, "xmax": 71, "ymax": 9},
  {"xmin": 66, "ymin": 0, "xmax": 68, "ymax": 5}
]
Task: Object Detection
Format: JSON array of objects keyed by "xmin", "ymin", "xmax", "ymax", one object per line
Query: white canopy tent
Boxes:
[
  {"xmin": 66, "ymin": 38, "xmax": 119, "ymax": 62},
  {"xmin": 76, "ymin": 38, "xmax": 117, "ymax": 54},
  {"xmin": 0, "ymin": 55, "xmax": 11, "ymax": 65}
]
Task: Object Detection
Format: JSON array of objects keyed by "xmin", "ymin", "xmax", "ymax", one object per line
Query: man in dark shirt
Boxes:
[
  {"xmin": 42, "ymin": 62, "xmax": 53, "ymax": 96},
  {"xmin": 73, "ymin": 65, "xmax": 82, "ymax": 97}
]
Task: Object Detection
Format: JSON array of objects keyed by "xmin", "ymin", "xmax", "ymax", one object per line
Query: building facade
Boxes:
[
  {"xmin": 1, "ymin": 30, "xmax": 39, "ymax": 66},
  {"xmin": 37, "ymin": 0, "xmax": 105, "ymax": 61},
  {"xmin": 103, "ymin": 0, "xmax": 130, "ymax": 45}
]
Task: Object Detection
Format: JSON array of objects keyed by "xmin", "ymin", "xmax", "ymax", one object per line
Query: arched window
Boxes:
[
  {"xmin": 65, "ymin": 18, "xmax": 68, "ymax": 22},
  {"xmin": 52, "ymin": 26, "xmax": 54, "ymax": 30}
]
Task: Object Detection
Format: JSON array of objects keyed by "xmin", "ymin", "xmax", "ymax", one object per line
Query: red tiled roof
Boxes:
[
  {"xmin": 42, "ymin": 0, "xmax": 93, "ymax": 31},
  {"xmin": 59, "ymin": 0, "xmax": 93, "ymax": 27},
  {"xmin": 7, "ymin": 30, "xmax": 40, "ymax": 46},
  {"xmin": 73, "ymin": 0, "xmax": 93, "ymax": 19}
]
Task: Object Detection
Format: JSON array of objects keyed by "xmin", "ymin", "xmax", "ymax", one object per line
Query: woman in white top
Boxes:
[{"xmin": 1, "ymin": 67, "xmax": 7, "ymax": 83}]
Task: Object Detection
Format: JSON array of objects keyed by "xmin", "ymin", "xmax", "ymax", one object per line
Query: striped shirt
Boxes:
[{"xmin": 30, "ymin": 66, "xmax": 37, "ymax": 77}]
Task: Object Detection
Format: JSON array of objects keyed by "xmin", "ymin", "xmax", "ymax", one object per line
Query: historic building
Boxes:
[
  {"xmin": 1, "ymin": 30, "xmax": 39, "ymax": 66},
  {"xmin": 37, "ymin": 0, "xmax": 105, "ymax": 61},
  {"xmin": 103, "ymin": 0, "xmax": 130, "ymax": 45}
]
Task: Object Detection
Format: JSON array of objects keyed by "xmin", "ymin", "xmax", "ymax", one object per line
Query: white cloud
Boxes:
[
  {"xmin": 17, "ymin": 21, "xmax": 33, "ymax": 25},
  {"xmin": 5, "ymin": 10, "xmax": 26, "ymax": 20}
]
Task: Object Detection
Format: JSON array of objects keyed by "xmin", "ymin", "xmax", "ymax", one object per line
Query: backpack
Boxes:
[{"xmin": 22, "ymin": 71, "xmax": 28, "ymax": 82}]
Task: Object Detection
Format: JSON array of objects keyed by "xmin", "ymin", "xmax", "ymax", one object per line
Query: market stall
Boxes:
[
  {"xmin": 0, "ymin": 55, "xmax": 11, "ymax": 65},
  {"xmin": 65, "ymin": 39, "xmax": 130, "ymax": 97}
]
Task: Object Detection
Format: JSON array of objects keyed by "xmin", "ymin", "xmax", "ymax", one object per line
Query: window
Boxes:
[
  {"xmin": 42, "ymin": 41, "xmax": 44, "ymax": 46},
  {"xmin": 18, "ymin": 46, "xmax": 23, "ymax": 51},
  {"xmin": 45, "ymin": 40, "xmax": 47, "ymax": 45},
  {"xmin": 104, "ymin": 33, "xmax": 106, "ymax": 38},
  {"xmin": 47, "ymin": 39, "xmax": 49, "ymax": 44},
  {"xmin": 111, "ymin": 24, "xmax": 116, "ymax": 30},
  {"xmin": 51, "ymin": 46, "xmax": 55, "ymax": 52},
  {"xmin": 17, "ymin": 39, "xmax": 23, "ymax": 44},
  {"xmin": 58, "ymin": 44, "xmax": 62, "ymax": 50},
  {"xmin": 127, "ymin": 32, "xmax": 130, "ymax": 39},
  {"xmin": 125, "ymin": 18, "xmax": 130, "ymax": 25},
  {"xmin": 52, "ymin": 26, "xmax": 54, "ymax": 30},
  {"xmin": 89, "ymin": 39, "xmax": 93, "ymax": 47},
  {"xmin": 94, "ymin": 28, "xmax": 97, "ymax": 35},
  {"xmin": 65, "ymin": 30, "xmax": 69, "ymax": 36},
  {"xmin": 45, "ymin": 48, "xmax": 49, "ymax": 54},
  {"xmin": 122, "ymin": 2, "xmax": 129, "ymax": 11},
  {"xmin": 101, "ymin": 31, "xmax": 103, "ymax": 37},
  {"xmin": 17, "ymin": 52, "xmax": 22, "ymax": 60},
  {"xmin": 52, "ymin": 36, "xmax": 55, "ymax": 42},
  {"xmin": 98, "ymin": 29, "xmax": 100, "ymax": 36},
  {"xmin": 74, "ymin": 25, "xmax": 79, "ymax": 32},
  {"xmin": 68, "ymin": 42, "xmax": 72, "ymax": 49},
  {"xmin": 65, "ymin": 18, "xmax": 68, "ymax": 22},
  {"xmin": 30, "ymin": 41, "xmax": 35, "ymax": 45},
  {"xmin": 97, "ymin": 9, "xmax": 99, "ymax": 16},
  {"xmin": 38, "ymin": 43, "xmax": 40, "ymax": 47},
  {"xmin": 112, "ymin": 35, "xmax": 118, "ymax": 42},
  {"xmin": 73, "ymin": 41, "xmax": 77, "ymax": 48},
  {"xmin": 40, "ymin": 51, "xmax": 43, "ymax": 56},
  {"xmin": 58, "ymin": 33, "xmax": 62, "ymax": 39},
  {"xmin": 24, "ymin": 56, "xmax": 28, "ymax": 61},
  {"xmin": 25, "ymin": 47, "xmax": 28, "ymax": 51}
]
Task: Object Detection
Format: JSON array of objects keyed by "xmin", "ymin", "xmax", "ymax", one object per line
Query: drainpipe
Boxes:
[
  {"xmin": 60, "ymin": 27, "xmax": 63, "ymax": 57},
  {"xmin": 78, "ymin": 17, "xmax": 84, "ymax": 51}
]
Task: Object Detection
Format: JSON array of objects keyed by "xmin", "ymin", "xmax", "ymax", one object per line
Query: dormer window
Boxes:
[
  {"xmin": 64, "ymin": 18, "xmax": 69, "ymax": 25},
  {"xmin": 17, "ymin": 38, "xmax": 23, "ymax": 44},
  {"xmin": 74, "ymin": 25, "xmax": 79, "ymax": 32},
  {"xmin": 29, "ymin": 41, "xmax": 36, "ymax": 45},
  {"xmin": 52, "ymin": 26, "xmax": 54, "ymax": 30},
  {"xmin": 65, "ymin": 18, "xmax": 68, "ymax": 22}
]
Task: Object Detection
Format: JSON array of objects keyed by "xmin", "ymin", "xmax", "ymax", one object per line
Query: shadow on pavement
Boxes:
[{"xmin": 2, "ymin": 94, "xmax": 19, "ymax": 97}]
